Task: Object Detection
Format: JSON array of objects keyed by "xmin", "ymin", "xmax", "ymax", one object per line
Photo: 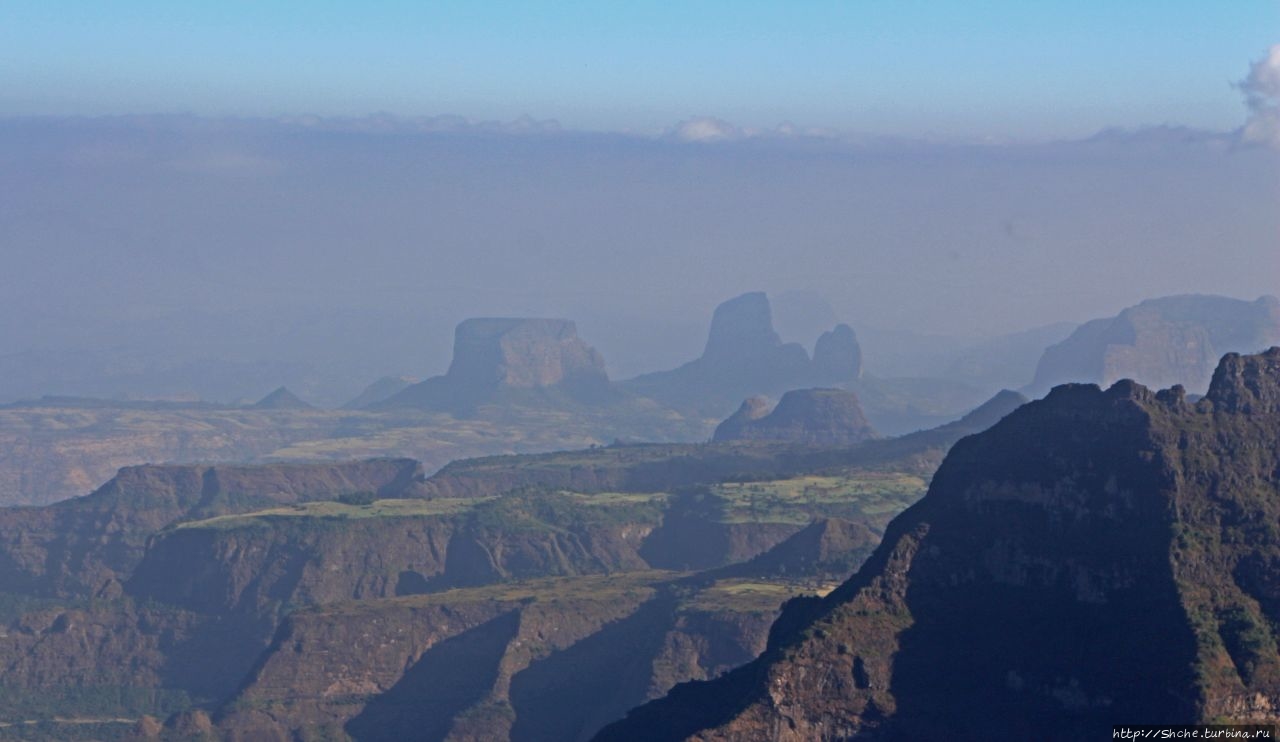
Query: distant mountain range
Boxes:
[{"xmin": 1028, "ymin": 294, "xmax": 1280, "ymax": 396}]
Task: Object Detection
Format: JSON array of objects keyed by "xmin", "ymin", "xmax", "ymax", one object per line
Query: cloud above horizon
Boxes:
[{"xmin": 1241, "ymin": 44, "xmax": 1280, "ymax": 148}]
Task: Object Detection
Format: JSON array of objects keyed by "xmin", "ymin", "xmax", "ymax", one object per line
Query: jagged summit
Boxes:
[
  {"xmin": 599, "ymin": 348, "xmax": 1280, "ymax": 740},
  {"xmin": 250, "ymin": 386, "xmax": 313, "ymax": 410},
  {"xmin": 1028, "ymin": 294, "xmax": 1280, "ymax": 395},
  {"xmin": 1205, "ymin": 346, "xmax": 1280, "ymax": 413},
  {"xmin": 379, "ymin": 318, "xmax": 609, "ymax": 412},
  {"xmin": 712, "ymin": 389, "xmax": 877, "ymax": 446},
  {"xmin": 625, "ymin": 293, "xmax": 863, "ymax": 415}
]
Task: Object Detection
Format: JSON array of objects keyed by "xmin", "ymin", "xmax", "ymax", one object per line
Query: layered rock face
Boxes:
[
  {"xmin": 380, "ymin": 318, "xmax": 609, "ymax": 411},
  {"xmin": 600, "ymin": 348, "xmax": 1280, "ymax": 740},
  {"xmin": 1029, "ymin": 294, "xmax": 1280, "ymax": 395},
  {"xmin": 0, "ymin": 458, "xmax": 422, "ymax": 598},
  {"xmin": 626, "ymin": 293, "xmax": 863, "ymax": 415},
  {"xmin": 447, "ymin": 318, "xmax": 608, "ymax": 389},
  {"xmin": 713, "ymin": 389, "xmax": 877, "ymax": 446}
]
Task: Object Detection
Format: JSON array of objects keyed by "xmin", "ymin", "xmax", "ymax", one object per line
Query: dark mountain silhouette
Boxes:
[
  {"xmin": 624, "ymin": 293, "xmax": 863, "ymax": 416},
  {"xmin": 712, "ymin": 389, "xmax": 877, "ymax": 446},
  {"xmin": 250, "ymin": 386, "xmax": 313, "ymax": 410},
  {"xmin": 1028, "ymin": 294, "xmax": 1280, "ymax": 396},
  {"xmin": 599, "ymin": 347, "xmax": 1280, "ymax": 740}
]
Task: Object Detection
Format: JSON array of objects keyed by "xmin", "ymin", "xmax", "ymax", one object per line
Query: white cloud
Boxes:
[
  {"xmin": 668, "ymin": 116, "xmax": 742, "ymax": 142},
  {"xmin": 1240, "ymin": 44, "xmax": 1280, "ymax": 148}
]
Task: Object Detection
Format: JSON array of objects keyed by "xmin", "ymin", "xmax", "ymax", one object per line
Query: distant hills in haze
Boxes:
[
  {"xmin": 1027, "ymin": 294, "xmax": 1280, "ymax": 395},
  {"xmin": 1, "ymin": 290, "xmax": 1277, "ymax": 507}
]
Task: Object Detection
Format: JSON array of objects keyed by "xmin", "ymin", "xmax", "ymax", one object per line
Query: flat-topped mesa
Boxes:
[
  {"xmin": 1029, "ymin": 294, "xmax": 1280, "ymax": 395},
  {"xmin": 598, "ymin": 348, "xmax": 1280, "ymax": 740},
  {"xmin": 712, "ymin": 389, "xmax": 876, "ymax": 446},
  {"xmin": 447, "ymin": 318, "xmax": 608, "ymax": 389},
  {"xmin": 379, "ymin": 318, "xmax": 610, "ymax": 411}
]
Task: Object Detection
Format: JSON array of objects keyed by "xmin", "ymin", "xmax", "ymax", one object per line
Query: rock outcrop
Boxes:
[
  {"xmin": 811, "ymin": 324, "xmax": 863, "ymax": 384},
  {"xmin": 380, "ymin": 318, "xmax": 610, "ymax": 412},
  {"xmin": 1028, "ymin": 294, "xmax": 1280, "ymax": 395},
  {"xmin": 712, "ymin": 389, "xmax": 877, "ymax": 446},
  {"xmin": 625, "ymin": 293, "xmax": 863, "ymax": 415},
  {"xmin": 599, "ymin": 348, "xmax": 1280, "ymax": 740}
]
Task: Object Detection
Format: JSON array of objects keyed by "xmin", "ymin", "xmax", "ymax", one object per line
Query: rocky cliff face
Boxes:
[
  {"xmin": 381, "ymin": 318, "xmax": 610, "ymax": 412},
  {"xmin": 215, "ymin": 575, "xmax": 787, "ymax": 742},
  {"xmin": 599, "ymin": 347, "xmax": 1280, "ymax": 740},
  {"xmin": 1029, "ymin": 294, "xmax": 1280, "ymax": 395},
  {"xmin": 712, "ymin": 389, "xmax": 877, "ymax": 446},
  {"xmin": 0, "ymin": 391, "xmax": 1034, "ymax": 740},
  {"xmin": 625, "ymin": 293, "xmax": 863, "ymax": 416},
  {"xmin": 0, "ymin": 458, "xmax": 422, "ymax": 598}
]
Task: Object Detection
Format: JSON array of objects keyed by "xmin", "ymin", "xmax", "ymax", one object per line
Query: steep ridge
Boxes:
[
  {"xmin": 342, "ymin": 375, "xmax": 417, "ymax": 409},
  {"xmin": 598, "ymin": 348, "xmax": 1280, "ymax": 740}
]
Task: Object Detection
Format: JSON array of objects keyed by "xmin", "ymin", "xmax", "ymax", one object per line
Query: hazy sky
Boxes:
[
  {"xmin": 0, "ymin": 5, "xmax": 1277, "ymax": 404},
  {"xmin": 3, "ymin": 1, "xmax": 1277, "ymax": 139}
]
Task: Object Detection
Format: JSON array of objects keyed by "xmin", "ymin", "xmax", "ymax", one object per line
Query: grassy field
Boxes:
[
  {"xmin": 710, "ymin": 472, "xmax": 927, "ymax": 525},
  {"xmin": 174, "ymin": 497, "xmax": 492, "ymax": 529},
  {"xmin": 680, "ymin": 578, "xmax": 840, "ymax": 613}
]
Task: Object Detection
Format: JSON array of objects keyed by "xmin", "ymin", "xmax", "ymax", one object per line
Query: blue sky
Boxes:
[{"xmin": 2, "ymin": 1, "xmax": 1277, "ymax": 138}]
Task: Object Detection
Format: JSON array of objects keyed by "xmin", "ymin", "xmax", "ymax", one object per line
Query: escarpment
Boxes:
[{"xmin": 599, "ymin": 347, "xmax": 1280, "ymax": 741}]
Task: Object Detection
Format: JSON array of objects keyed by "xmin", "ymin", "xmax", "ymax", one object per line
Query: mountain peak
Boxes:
[
  {"xmin": 702, "ymin": 292, "xmax": 783, "ymax": 361},
  {"xmin": 250, "ymin": 386, "xmax": 313, "ymax": 410},
  {"xmin": 1206, "ymin": 346, "xmax": 1280, "ymax": 414},
  {"xmin": 712, "ymin": 388, "xmax": 876, "ymax": 446},
  {"xmin": 602, "ymin": 348, "xmax": 1280, "ymax": 739}
]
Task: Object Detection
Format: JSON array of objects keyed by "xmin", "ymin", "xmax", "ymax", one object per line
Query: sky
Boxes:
[
  {"xmin": 0, "ymin": 3, "xmax": 1277, "ymax": 405},
  {"xmin": 2, "ymin": 1, "xmax": 1278, "ymax": 139}
]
